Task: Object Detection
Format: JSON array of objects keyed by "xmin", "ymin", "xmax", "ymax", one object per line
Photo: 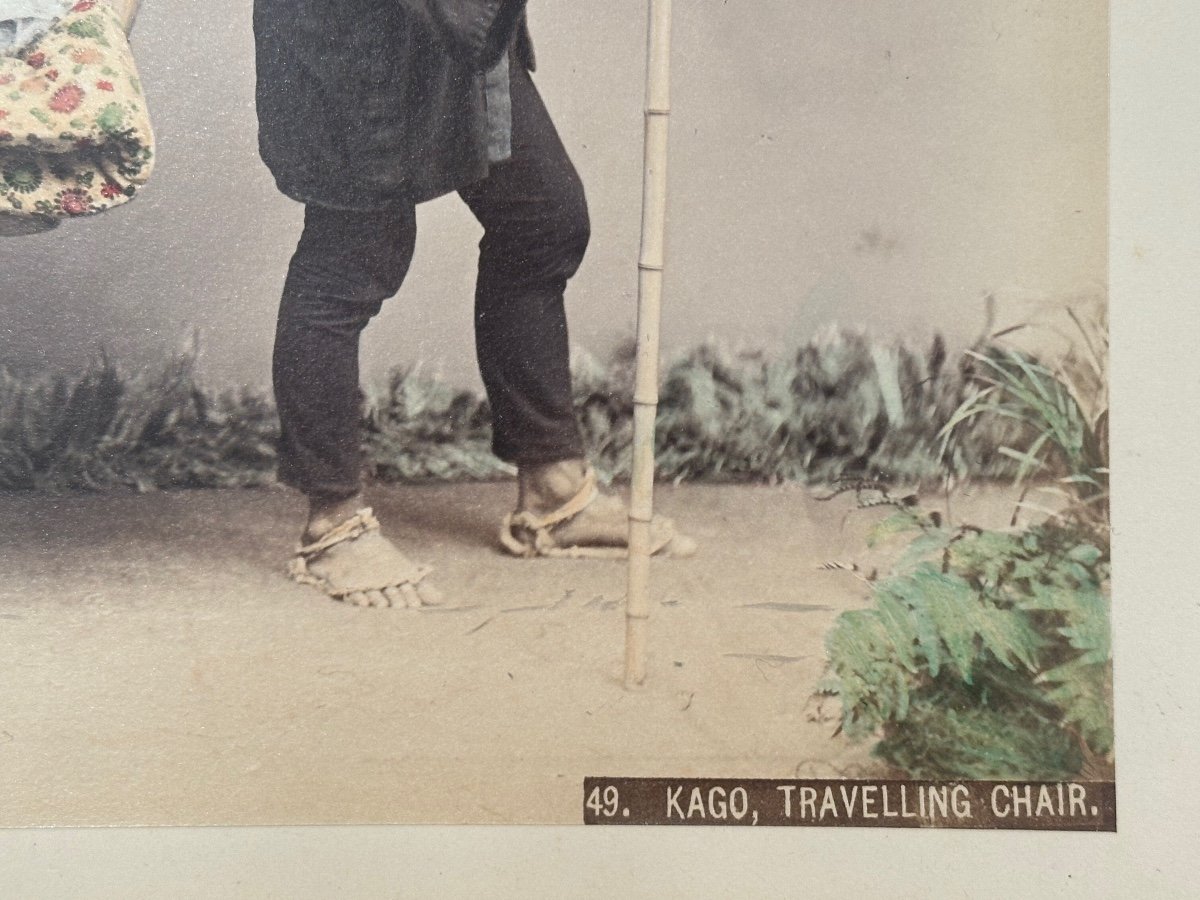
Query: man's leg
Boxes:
[
  {"xmin": 458, "ymin": 65, "xmax": 693, "ymax": 554},
  {"xmin": 274, "ymin": 202, "xmax": 442, "ymax": 606},
  {"xmin": 458, "ymin": 63, "xmax": 603, "ymax": 520},
  {"xmin": 458, "ymin": 66, "xmax": 589, "ymax": 470}
]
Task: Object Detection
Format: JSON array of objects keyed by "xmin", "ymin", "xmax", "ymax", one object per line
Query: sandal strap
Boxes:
[
  {"xmin": 498, "ymin": 468, "xmax": 686, "ymax": 559},
  {"xmin": 289, "ymin": 508, "xmax": 435, "ymax": 597},
  {"xmin": 499, "ymin": 468, "xmax": 602, "ymax": 557},
  {"xmin": 498, "ymin": 512, "xmax": 536, "ymax": 557},
  {"xmin": 507, "ymin": 467, "xmax": 599, "ymax": 533},
  {"xmin": 295, "ymin": 508, "xmax": 380, "ymax": 560}
]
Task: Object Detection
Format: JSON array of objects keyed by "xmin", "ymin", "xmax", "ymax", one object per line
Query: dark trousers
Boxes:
[{"xmin": 273, "ymin": 64, "xmax": 590, "ymax": 499}]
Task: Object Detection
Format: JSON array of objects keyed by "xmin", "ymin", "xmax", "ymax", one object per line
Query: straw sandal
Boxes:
[
  {"xmin": 498, "ymin": 468, "xmax": 692, "ymax": 559},
  {"xmin": 288, "ymin": 508, "xmax": 435, "ymax": 604}
]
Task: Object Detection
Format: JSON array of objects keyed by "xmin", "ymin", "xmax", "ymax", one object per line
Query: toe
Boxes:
[
  {"xmin": 417, "ymin": 581, "xmax": 445, "ymax": 607},
  {"xmin": 366, "ymin": 589, "xmax": 390, "ymax": 608},
  {"xmin": 399, "ymin": 583, "xmax": 423, "ymax": 609},
  {"xmin": 382, "ymin": 585, "xmax": 405, "ymax": 607},
  {"xmin": 650, "ymin": 516, "xmax": 697, "ymax": 558},
  {"xmin": 346, "ymin": 591, "xmax": 370, "ymax": 607},
  {"xmin": 667, "ymin": 532, "xmax": 698, "ymax": 558}
]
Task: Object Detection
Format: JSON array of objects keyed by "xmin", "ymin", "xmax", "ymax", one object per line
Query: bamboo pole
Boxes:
[{"xmin": 624, "ymin": 0, "xmax": 673, "ymax": 688}]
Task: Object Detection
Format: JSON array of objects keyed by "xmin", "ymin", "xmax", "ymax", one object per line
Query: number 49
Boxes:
[{"xmin": 586, "ymin": 785, "xmax": 621, "ymax": 818}]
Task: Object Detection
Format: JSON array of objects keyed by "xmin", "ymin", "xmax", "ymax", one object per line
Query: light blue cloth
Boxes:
[
  {"xmin": 0, "ymin": 0, "xmax": 73, "ymax": 56},
  {"xmin": 483, "ymin": 49, "xmax": 512, "ymax": 164}
]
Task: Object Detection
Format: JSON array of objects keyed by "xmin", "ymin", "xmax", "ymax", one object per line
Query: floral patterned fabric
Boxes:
[{"xmin": 0, "ymin": 0, "xmax": 153, "ymax": 220}]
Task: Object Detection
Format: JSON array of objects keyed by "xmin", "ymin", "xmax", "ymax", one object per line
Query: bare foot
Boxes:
[
  {"xmin": 515, "ymin": 460, "xmax": 697, "ymax": 557},
  {"xmin": 296, "ymin": 494, "xmax": 444, "ymax": 608}
]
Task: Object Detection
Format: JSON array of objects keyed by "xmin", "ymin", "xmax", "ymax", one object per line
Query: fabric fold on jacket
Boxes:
[{"xmin": 254, "ymin": 0, "xmax": 533, "ymax": 208}]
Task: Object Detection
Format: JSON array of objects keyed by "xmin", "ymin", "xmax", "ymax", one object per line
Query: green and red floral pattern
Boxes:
[{"xmin": 1, "ymin": 1, "xmax": 153, "ymax": 220}]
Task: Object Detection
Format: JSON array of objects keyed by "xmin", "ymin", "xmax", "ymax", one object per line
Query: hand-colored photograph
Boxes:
[{"xmin": 0, "ymin": 0, "xmax": 1110, "ymax": 826}]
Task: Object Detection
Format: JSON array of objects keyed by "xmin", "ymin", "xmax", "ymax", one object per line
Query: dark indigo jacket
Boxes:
[{"xmin": 253, "ymin": 0, "xmax": 532, "ymax": 209}]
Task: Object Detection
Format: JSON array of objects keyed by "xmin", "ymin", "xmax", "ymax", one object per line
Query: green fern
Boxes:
[
  {"xmin": 826, "ymin": 502, "xmax": 1112, "ymax": 777},
  {"xmin": 876, "ymin": 687, "xmax": 1084, "ymax": 780}
]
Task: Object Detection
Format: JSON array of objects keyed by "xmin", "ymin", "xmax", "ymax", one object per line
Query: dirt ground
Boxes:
[{"xmin": 0, "ymin": 482, "xmax": 1023, "ymax": 826}]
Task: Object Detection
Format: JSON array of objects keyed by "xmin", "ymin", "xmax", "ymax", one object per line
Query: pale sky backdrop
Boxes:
[{"xmin": 0, "ymin": 0, "xmax": 1107, "ymax": 388}]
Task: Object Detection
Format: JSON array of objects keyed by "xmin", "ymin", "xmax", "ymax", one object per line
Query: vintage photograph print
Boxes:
[{"xmin": 0, "ymin": 0, "xmax": 1110, "ymax": 828}]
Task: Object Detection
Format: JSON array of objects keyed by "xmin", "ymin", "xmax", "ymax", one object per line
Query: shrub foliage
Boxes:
[
  {"xmin": 0, "ymin": 351, "xmax": 277, "ymax": 491},
  {"xmin": 0, "ymin": 330, "xmax": 1024, "ymax": 492},
  {"xmin": 823, "ymin": 305, "xmax": 1111, "ymax": 780},
  {"xmin": 825, "ymin": 510, "xmax": 1111, "ymax": 779}
]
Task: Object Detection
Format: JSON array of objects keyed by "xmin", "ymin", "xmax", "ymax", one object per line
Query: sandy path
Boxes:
[{"xmin": 0, "ymin": 483, "xmax": 1020, "ymax": 826}]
